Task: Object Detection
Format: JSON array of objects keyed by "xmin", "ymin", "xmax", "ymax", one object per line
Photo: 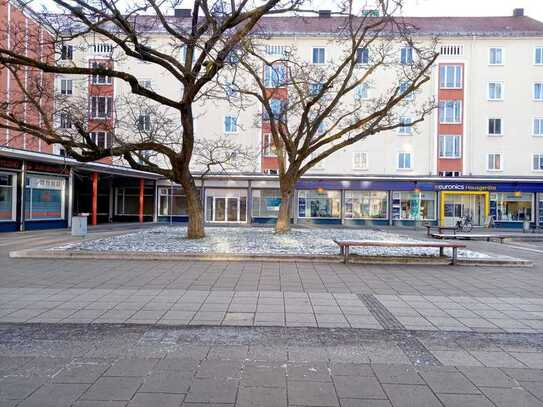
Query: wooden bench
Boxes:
[
  {"xmin": 431, "ymin": 233, "xmax": 512, "ymax": 243},
  {"xmin": 424, "ymin": 225, "xmax": 458, "ymax": 236},
  {"xmin": 332, "ymin": 239, "xmax": 466, "ymax": 265}
]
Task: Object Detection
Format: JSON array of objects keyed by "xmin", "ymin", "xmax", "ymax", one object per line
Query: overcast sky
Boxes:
[{"xmin": 401, "ymin": 0, "xmax": 543, "ymax": 21}]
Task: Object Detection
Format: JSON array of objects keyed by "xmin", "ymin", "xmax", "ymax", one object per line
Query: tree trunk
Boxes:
[
  {"xmin": 275, "ymin": 175, "xmax": 295, "ymax": 234},
  {"xmin": 178, "ymin": 173, "xmax": 205, "ymax": 239}
]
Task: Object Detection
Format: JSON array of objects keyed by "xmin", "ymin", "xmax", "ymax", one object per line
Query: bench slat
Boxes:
[{"xmin": 332, "ymin": 239, "xmax": 465, "ymax": 248}]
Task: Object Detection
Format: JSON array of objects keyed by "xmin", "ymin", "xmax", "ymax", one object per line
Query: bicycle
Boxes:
[{"xmin": 456, "ymin": 215, "xmax": 473, "ymax": 233}]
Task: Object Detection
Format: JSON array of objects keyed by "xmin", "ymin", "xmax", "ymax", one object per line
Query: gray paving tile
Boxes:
[
  {"xmin": 437, "ymin": 394, "xmax": 494, "ymax": 407},
  {"xmin": 105, "ymin": 359, "xmax": 159, "ymax": 377},
  {"xmin": 139, "ymin": 371, "xmax": 192, "ymax": 393},
  {"xmin": 372, "ymin": 365, "xmax": 424, "ymax": 385},
  {"xmin": 241, "ymin": 364, "xmax": 286, "ymax": 387},
  {"xmin": 237, "ymin": 386, "xmax": 287, "ymax": 407},
  {"xmin": 334, "ymin": 375, "xmax": 386, "ymax": 399},
  {"xmin": 339, "ymin": 400, "xmax": 392, "ymax": 407},
  {"xmin": 81, "ymin": 377, "xmax": 143, "ymax": 401},
  {"xmin": 287, "ymin": 380, "xmax": 339, "ymax": 407},
  {"xmin": 481, "ymin": 387, "xmax": 543, "ymax": 407},
  {"xmin": 287, "ymin": 362, "xmax": 331, "ymax": 382},
  {"xmin": 383, "ymin": 384, "xmax": 443, "ymax": 407},
  {"xmin": 53, "ymin": 361, "xmax": 111, "ymax": 384},
  {"xmin": 17, "ymin": 383, "xmax": 89, "ymax": 407},
  {"xmin": 183, "ymin": 378, "xmax": 238, "ymax": 404},
  {"xmin": 419, "ymin": 370, "xmax": 479, "ymax": 394},
  {"xmin": 0, "ymin": 377, "xmax": 45, "ymax": 400},
  {"xmin": 196, "ymin": 360, "xmax": 242, "ymax": 378},
  {"xmin": 127, "ymin": 393, "xmax": 185, "ymax": 407},
  {"xmin": 458, "ymin": 366, "xmax": 519, "ymax": 387}
]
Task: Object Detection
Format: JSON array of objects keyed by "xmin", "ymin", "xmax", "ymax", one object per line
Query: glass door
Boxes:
[
  {"xmin": 227, "ymin": 198, "xmax": 239, "ymax": 222},
  {"xmin": 214, "ymin": 198, "xmax": 226, "ymax": 222}
]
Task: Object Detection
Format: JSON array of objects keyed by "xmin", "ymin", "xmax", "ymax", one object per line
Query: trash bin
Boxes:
[
  {"xmin": 72, "ymin": 214, "xmax": 88, "ymax": 236},
  {"xmin": 523, "ymin": 220, "xmax": 530, "ymax": 233}
]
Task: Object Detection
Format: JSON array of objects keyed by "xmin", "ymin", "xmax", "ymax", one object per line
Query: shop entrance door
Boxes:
[
  {"xmin": 210, "ymin": 196, "xmax": 246, "ymax": 223},
  {"xmin": 442, "ymin": 192, "xmax": 487, "ymax": 226}
]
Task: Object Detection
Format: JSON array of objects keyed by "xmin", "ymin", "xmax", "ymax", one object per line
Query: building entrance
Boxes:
[{"xmin": 441, "ymin": 192, "xmax": 488, "ymax": 226}]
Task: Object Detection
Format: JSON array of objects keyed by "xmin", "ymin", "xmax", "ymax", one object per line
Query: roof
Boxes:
[
  {"xmin": 254, "ymin": 15, "xmax": 543, "ymax": 37},
  {"xmin": 45, "ymin": 13, "xmax": 543, "ymax": 38}
]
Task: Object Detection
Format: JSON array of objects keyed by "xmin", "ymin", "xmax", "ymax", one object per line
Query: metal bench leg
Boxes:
[
  {"xmin": 344, "ymin": 246, "xmax": 349, "ymax": 264},
  {"xmin": 451, "ymin": 247, "xmax": 457, "ymax": 265},
  {"xmin": 439, "ymin": 247, "xmax": 444, "ymax": 257},
  {"xmin": 339, "ymin": 246, "xmax": 344, "ymax": 256}
]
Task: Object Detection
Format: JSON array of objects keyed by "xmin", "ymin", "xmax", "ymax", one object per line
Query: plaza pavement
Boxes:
[{"xmin": 0, "ymin": 225, "xmax": 543, "ymax": 406}]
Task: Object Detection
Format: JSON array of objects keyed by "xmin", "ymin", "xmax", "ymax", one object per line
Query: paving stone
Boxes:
[
  {"xmin": 53, "ymin": 362, "xmax": 111, "ymax": 383},
  {"xmin": 339, "ymin": 400, "xmax": 392, "ymax": 407},
  {"xmin": 509, "ymin": 352, "xmax": 543, "ymax": 369},
  {"xmin": 81, "ymin": 377, "xmax": 143, "ymax": 401},
  {"xmin": 372, "ymin": 364, "xmax": 425, "ymax": 385},
  {"xmin": 72, "ymin": 402, "xmax": 128, "ymax": 407},
  {"xmin": 183, "ymin": 378, "xmax": 238, "ymax": 404},
  {"xmin": 437, "ymin": 394, "xmax": 494, "ymax": 407},
  {"xmin": 105, "ymin": 359, "xmax": 159, "ymax": 377},
  {"xmin": 196, "ymin": 360, "xmax": 242, "ymax": 378},
  {"xmin": 501, "ymin": 368, "xmax": 543, "ymax": 382},
  {"xmin": 481, "ymin": 387, "xmax": 543, "ymax": 407},
  {"xmin": 458, "ymin": 366, "xmax": 519, "ymax": 387},
  {"xmin": 469, "ymin": 351, "xmax": 526, "ymax": 368},
  {"xmin": 236, "ymin": 386, "xmax": 287, "ymax": 407},
  {"xmin": 383, "ymin": 384, "xmax": 443, "ymax": 407},
  {"xmin": 127, "ymin": 393, "xmax": 185, "ymax": 407},
  {"xmin": 334, "ymin": 376, "xmax": 386, "ymax": 399},
  {"xmin": 287, "ymin": 381, "xmax": 339, "ymax": 407},
  {"xmin": 17, "ymin": 383, "xmax": 89, "ymax": 407},
  {"xmin": 287, "ymin": 362, "xmax": 331, "ymax": 382},
  {"xmin": 430, "ymin": 350, "xmax": 484, "ymax": 367},
  {"xmin": 419, "ymin": 370, "xmax": 479, "ymax": 394},
  {"xmin": 139, "ymin": 371, "xmax": 192, "ymax": 393},
  {"xmin": 0, "ymin": 377, "xmax": 44, "ymax": 400},
  {"xmin": 241, "ymin": 364, "xmax": 286, "ymax": 387},
  {"xmin": 330, "ymin": 362, "xmax": 373, "ymax": 377}
]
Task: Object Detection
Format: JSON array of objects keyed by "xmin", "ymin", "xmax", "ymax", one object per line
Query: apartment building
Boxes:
[{"xmin": 1, "ymin": 5, "xmax": 543, "ymax": 231}]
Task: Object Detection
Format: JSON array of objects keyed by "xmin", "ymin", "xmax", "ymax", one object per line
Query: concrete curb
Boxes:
[{"xmin": 9, "ymin": 249, "xmax": 532, "ymax": 267}]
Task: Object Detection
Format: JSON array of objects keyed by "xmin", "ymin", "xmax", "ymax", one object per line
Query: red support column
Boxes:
[
  {"xmin": 91, "ymin": 172, "xmax": 98, "ymax": 226},
  {"xmin": 139, "ymin": 178, "xmax": 144, "ymax": 223}
]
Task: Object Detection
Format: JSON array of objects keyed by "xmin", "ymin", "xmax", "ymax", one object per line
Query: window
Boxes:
[
  {"xmin": 297, "ymin": 190, "xmax": 341, "ymax": 218},
  {"xmin": 392, "ymin": 191, "xmax": 436, "ymax": 220},
  {"xmin": 533, "ymin": 154, "xmax": 543, "ymax": 171},
  {"xmin": 534, "ymin": 83, "xmax": 543, "ymax": 100},
  {"xmin": 59, "ymin": 79, "xmax": 73, "ymax": 95},
  {"xmin": 262, "ymin": 133, "xmax": 276, "ymax": 157},
  {"xmin": 534, "ymin": 118, "xmax": 543, "ymax": 136},
  {"xmin": 137, "ymin": 114, "xmax": 151, "ymax": 131},
  {"xmin": 91, "ymin": 62, "xmax": 112, "ymax": 84},
  {"xmin": 488, "ymin": 118, "xmax": 503, "ymax": 136},
  {"xmin": 264, "ymin": 99, "xmax": 286, "ymax": 121},
  {"xmin": 59, "ymin": 113, "xmax": 72, "ymax": 129},
  {"xmin": 439, "ymin": 65, "xmax": 462, "ymax": 89},
  {"xmin": 265, "ymin": 45, "xmax": 289, "ymax": 56},
  {"xmin": 400, "ymin": 46, "xmax": 413, "ymax": 64},
  {"xmin": 491, "ymin": 192, "xmax": 533, "ymax": 222},
  {"xmin": 487, "ymin": 153, "xmax": 502, "ymax": 171},
  {"xmin": 60, "ymin": 44, "xmax": 73, "ymax": 60},
  {"xmin": 224, "ymin": 115, "xmax": 238, "ymax": 133},
  {"xmin": 439, "ymin": 135, "xmax": 461, "ymax": 158},
  {"xmin": 224, "ymin": 82, "xmax": 237, "ymax": 97},
  {"xmin": 356, "ymin": 47, "xmax": 369, "ymax": 64},
  {"xmin": 398, "ymin": 117, "xmax": 412, "ymax": 135},
  {"xmin": 399, "ymin": 82, "xmax": 413, "ymax": 100},
  {"xmin": 158, "ymin": 187, "xmax": 188, "ymax": 216},
  {"xmin": 252, "ymin": 189, "xmax": 282, "ymax": 218},
  {"xmin": 140, "ymin": 79, "xmax": 152, "ymax": 89},
  {"xmin": 488, "ymin": 82, "xmax": 503, "ymax": 100},
  {"xmin": 24, "ymin": 175, "xmax": 65, "ymax": 220},
  {"xmin": 226, "ymin": 50, "xmax": 240, "ymax": 64},
  {"xmin": 89, "ymin": 131, "xmax": 112, "ymax": 148},
  {"xmin": 116, "ymin": 186, "xmax": 154, "ymax": 216},
  {"xmin": 536, "ymin": 47, "xmax": 543, "ymax": 65},
  {"xmin": 312, "ymin": 47, "xmax": 325, "ymax": 64},
  {"xmin": 0, "ymin": 173, "xmax": 15, "ymax": 221},
  {"xmin": 355, "ymin": 83, "xmax": 369, "ymax": 100},
  {"xmin": 439, "ymin": 100, "xmax": 462, "ymax": 124},
  {"xmin": 439, "ymin": 171, "xmax": 461, "ymax": 177},
  {"xmin": 397, "ymin": 152, "xmax": 412, "ymax": 170},
  {"xmin": 353, "ymin": 152, "xmax": 368, "ymax": 170},
  {"xmin": 489, "ymin": 47, "xmax": 503, "ymax": 65},
  {"xmin": 90, "ymin": 96, "xmax": 113, "ymax": 118},
  {"xmin": 344, "ymin": 191, "xmax": 388, "ymax": 219},
  {"xmin": 309, "ymin": 82, "xmax": 323, "ymax": 96},
  {"xmin": 264, "ymin": 63, "xmax": 286, "ymax": 88}
]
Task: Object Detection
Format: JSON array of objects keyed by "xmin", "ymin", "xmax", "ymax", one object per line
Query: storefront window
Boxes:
[
  {"xmin": 115, "ymin": 187, "xmax": 154, "ymax": 215},
  {"xmin": 344, "ymin": 191, "xmax": 388, "ymax": 219},
  {"xmin": 298, "ymin": 190, "xmax": 341, "ymax": 218},
  {"xmin": 205, "ymin": 188, "xmax": 247, "ymax": 222},
  {"xmin": 252, "ymin": 189, "xmax": 281, "ymax": 218},
  {"xmin": 158, "ymin": 187, "xmax": 188, "ymax": 216},
  {"xmin": 0, "ymin": 174, "xmax": 15, "ymax": 221},
  {"xmin": 24, "ymin": 175, "xmax": 65, "ymax": 220},
  {"xmin": 491, "ymin": 192, "xmax": 533, "ymax": 222},
  {"xmin": 392, "ymin": 191, "xmax": 436, "ymax": 220}
]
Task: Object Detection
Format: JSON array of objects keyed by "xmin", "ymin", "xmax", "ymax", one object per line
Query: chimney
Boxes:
[
  {"xmin": 174, "ymin": 8, "xmax": 191, "ymax": 18},
  {"xmin": 513, "ymin": 8, "xmax": 524, "ymax": 17},
  {"xmin": 318, "ymin": 10, "xmax": 331, "ymax": 18}
]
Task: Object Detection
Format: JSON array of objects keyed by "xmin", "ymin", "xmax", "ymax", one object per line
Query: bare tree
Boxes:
[
  {"xmin": 233, "ymin": 0, "xmax": 439, "ymax": 233},
  {"xmin": 0, "ymin": 0, "xmax": 301, "ymax": 239}
]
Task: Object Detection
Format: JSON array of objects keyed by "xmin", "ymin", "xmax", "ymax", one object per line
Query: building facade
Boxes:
[{"xmin": 1, "ymin": 5, "xmax": 543, "ymax": 231}]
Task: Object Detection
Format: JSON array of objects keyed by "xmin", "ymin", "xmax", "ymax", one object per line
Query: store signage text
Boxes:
[{"xmin": 434, "ymin": 184, "xmax": 496, "ymax": 191}]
